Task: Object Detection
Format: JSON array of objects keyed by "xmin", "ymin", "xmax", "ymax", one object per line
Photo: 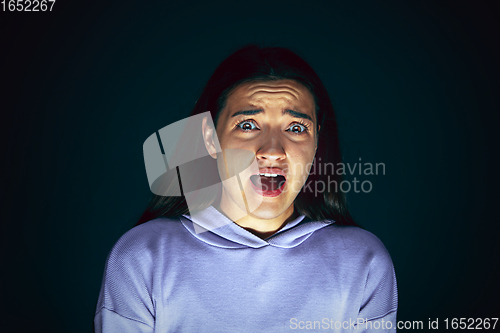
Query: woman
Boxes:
[{"xmin": 94, "ymin": 45, "xmax": 398, "ymax": 332}]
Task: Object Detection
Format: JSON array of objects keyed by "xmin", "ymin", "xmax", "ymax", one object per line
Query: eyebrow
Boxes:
[{"xmin": 230, "ymin": 109, "xmax": 313, "ymax": 121}]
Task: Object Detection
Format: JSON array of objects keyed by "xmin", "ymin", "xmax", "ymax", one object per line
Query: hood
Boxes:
[{"xmin": 180, "ymin": 206, "xmax": 334, "ymax": 249}]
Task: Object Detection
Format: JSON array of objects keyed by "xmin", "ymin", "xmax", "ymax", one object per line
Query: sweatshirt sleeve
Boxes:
[
  {"xmin": 94, "ymin": 225, "xmax": 156, "ymax": 332},
  {"xmin": 94, "ymin": 308, "xmax": 154, "ymax": 333},
  {"xmin": 356, "ymin": 234, "xmax": 398, "ymax": 332}
]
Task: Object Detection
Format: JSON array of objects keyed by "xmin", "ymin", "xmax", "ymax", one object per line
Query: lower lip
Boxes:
[{"xmin": 250, "ymin": 178, "xmax": 285, "ymax": 197}]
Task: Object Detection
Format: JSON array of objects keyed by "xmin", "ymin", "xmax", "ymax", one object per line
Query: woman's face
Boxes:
[{"xmin": 207, "ymin": 79, "xmax": 319, "ymax": 222}]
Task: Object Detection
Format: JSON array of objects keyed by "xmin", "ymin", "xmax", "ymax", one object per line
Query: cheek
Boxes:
[
  {"xmin": 286, "ymin": 147, "xmax": 316, "ymax": 192},
  {"xmin": 215, "ymin": 129, "xmax": 228, "ymax": 148},
  {"xmin": 217, "ymin": 130, "xmax": 244, "ymax": 150},
  {"xmin": 290, "ymin": 145, "xmax": 316, "ymax": 170}
]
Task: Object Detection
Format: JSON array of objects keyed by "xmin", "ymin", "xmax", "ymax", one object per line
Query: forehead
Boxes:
[{"xmin": 225, "ymin": 79, "xmax": 315, "ymax": 111}]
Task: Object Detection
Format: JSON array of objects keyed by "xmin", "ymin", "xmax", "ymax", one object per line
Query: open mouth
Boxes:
[{"xmin": 250, "ymin": 173, "xmax": 286, "ymax": 196}]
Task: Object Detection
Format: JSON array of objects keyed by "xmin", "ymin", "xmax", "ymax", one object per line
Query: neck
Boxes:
[
  {"xmin": 239, "ymin": 210, "xmax": 299, "ymax": 239},
  {"xmin": 215, "ymin": 192, "xmax": 298, "ymax": 240}
]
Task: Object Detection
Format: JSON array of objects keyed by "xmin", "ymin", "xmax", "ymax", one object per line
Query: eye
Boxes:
[
  {"xmin": 287, "ymin": 123, "xmax": 309, "ymax": 134},
  {"xmin": 236, "ymin": 120, "xmax": 258, "ymax": 131}
]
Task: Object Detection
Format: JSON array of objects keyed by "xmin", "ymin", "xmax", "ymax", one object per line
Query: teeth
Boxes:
[{"xmin": 259, "ymin": 173, "xmax": 279, "ymax": 177}]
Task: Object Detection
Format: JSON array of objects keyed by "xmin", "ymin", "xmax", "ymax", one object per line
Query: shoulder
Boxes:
[
  {"xmin": 106, "ymin": 216, "xmax": 186, "ymax": 265},
  {"xmin": 315, "ymin": 224, "xmax": 394, "ymax": 267},
  {"xmin": 318, "ymin": 225, "xmax": 398, "ymax": 307}
]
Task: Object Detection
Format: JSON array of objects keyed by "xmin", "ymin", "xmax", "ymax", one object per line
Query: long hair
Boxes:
[{"xmin": 135, "ymin": 45, "xmax": 357, "ymax": 226}]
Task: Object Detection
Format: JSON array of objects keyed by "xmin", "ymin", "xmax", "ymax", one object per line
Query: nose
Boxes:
[{"xmin": 255, "ymin": 134, "xmax": 286, "ymax": 161}]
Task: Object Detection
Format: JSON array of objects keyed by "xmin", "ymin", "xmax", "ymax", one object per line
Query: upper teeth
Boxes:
[{"xmin": 260, "ymin": 173, "xmax": 279, "ymax": 177}]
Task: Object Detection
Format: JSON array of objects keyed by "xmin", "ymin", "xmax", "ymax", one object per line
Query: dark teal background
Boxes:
[{"xmin": 2, "ymin": 1, "xmax": 499, "ymax": 332}]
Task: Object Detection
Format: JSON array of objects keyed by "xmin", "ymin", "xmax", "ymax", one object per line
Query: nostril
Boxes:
[{"xmin": 256, "ymin": 149, "xmax": 286, "ymax": 161}]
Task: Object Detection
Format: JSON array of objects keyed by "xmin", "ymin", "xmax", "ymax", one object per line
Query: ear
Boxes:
[{"xmin": 202, "ymin": 116, "xmax": 218, "ymax": 159}]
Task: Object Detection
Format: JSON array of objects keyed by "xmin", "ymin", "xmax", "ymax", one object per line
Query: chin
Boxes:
[{"xmin": 247, "ymin": 202, "xmax": 289, "ymax": 220}]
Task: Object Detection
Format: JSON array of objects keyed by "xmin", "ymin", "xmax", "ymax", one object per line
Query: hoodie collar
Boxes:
[{"xmin": 180, "ymin": 206, "xmax": 334, "ymax": 249}]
